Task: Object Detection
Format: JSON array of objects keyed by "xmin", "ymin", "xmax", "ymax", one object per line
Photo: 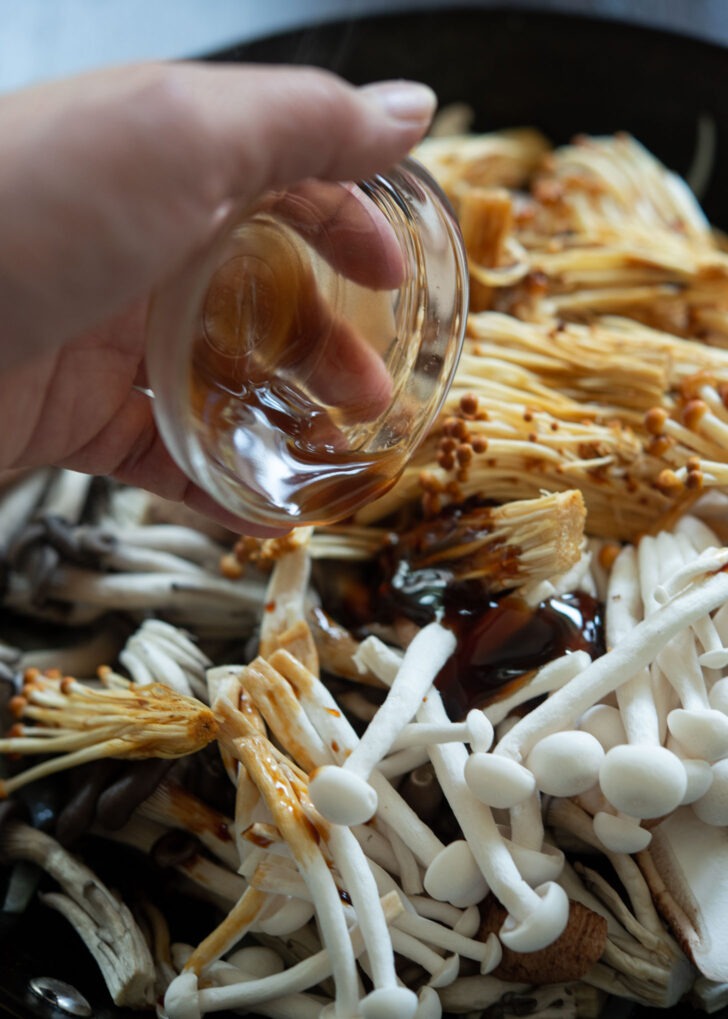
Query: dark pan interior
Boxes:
[
  {"xmin": 210, "ymin": 6, "xmax": 728, "ymax": 228},
  {"xmin": 2, "ymin": 7, "xmax": 727, "ymax": 1018}
]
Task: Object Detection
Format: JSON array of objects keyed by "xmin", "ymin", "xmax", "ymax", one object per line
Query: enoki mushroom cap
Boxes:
[
  {"xmin": 667, "ymin": 708, "xmax": 728, "ymax": 763},
  {"xmin": 463, "ymin": 752, "xmax": 535, "ymax": 808},
  {"xmin": 592, "ymin": 811, "xmax": 651, "ymax": 853},
  {"xmin": 360, "ymin": 986, "xmax": 419, "ymax": 1019},
  {"xmin": 599, "ymin": 744, "xmax": 687, "ymax": 819},
  {"xmin": 526, "ymin": 730, "xmax": 604, "ymax": 797},
  {"xmin": 307, "ymin": 765, "xmax": 378, "ymax": 826},
  {"xmin": 499, "ymin": 880, "xmax": 569, "ymax": 953},
  {"xmin": 423, "ymin": 839, "xmax": 490, "ymax": 908}
]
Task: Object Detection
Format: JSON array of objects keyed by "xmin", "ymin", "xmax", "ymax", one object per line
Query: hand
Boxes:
[{"xmin": 0, "ymin": 63, "xmax": 436, "ymax": 534}]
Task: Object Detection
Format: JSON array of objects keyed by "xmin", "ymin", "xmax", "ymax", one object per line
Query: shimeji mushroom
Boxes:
[
  {"xmin": 492, "ymin": 555, "xmax": 728, "ymax": 827},
  {"xmin": 215, "ymin": 681, "xmax": 418, "ymax": 1019},
  {"xmin": 163, "ymin": 891, "xmax": 405, "ymax": 1019},
  {"xmin": 547, "ymin": 799, "xmax": 694, "ymax": 1008},
  {"xmin": 224, "ymin": 646, "xmax": 484, "ymax": 1007},
  {"xmin": 308, "ymin": 622, "xmax": 457, "ymax": 828},
  {"xmin": 271, "ymin": 645, "xmax": 484, "ymax": 906},
  {"xmin": 645, "ymin": 534, "xmax": 728, "ymax": 764},
  {"xmin": 356, "ymin": 627, "xmax": 570, "ymax": 953},
  {"xmin": 465, "ymin": 652, "xmax": 592, "ymax": 810},
  {"xmin": 0, "ymin": 821, "xmax": 155, "ymax": 1007},
  {"xmin": 593, "ymin": 541, "xmax": 684, "ymax": 850}
]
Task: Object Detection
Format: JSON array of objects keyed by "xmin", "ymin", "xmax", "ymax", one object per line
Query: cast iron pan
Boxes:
[{"xmin": 2, "ymin": 7, "xmax": 727, "ymax": 1018}]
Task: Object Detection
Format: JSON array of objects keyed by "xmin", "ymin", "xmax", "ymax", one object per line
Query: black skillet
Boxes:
[{"xmin": 1, "ymin": 7, "xmax": 727, "ymax": 1018}]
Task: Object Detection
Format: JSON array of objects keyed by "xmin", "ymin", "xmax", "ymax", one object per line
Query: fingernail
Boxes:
[{"xmin": 361, "ymin": 80, "xmax": 437, "ymax": 124}]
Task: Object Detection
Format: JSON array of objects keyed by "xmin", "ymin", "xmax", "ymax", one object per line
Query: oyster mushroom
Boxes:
[
  {"xmin": 0, "ymin": 820, "xmax": 155, "ymax": 1007},
  {"xmin": 638, "ymin": 806, "xmax": 728, "ymax": 983}
]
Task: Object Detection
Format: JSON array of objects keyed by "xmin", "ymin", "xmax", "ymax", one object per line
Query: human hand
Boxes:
[{"xmin": 0, "ymin": 63, "xmax": 436, "ymax": 533}]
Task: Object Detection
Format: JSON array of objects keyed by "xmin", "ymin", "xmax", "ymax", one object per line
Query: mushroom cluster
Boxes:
[{"xmin": 3, "ymin": 126, "xmax": 728, "ymax": 1019}]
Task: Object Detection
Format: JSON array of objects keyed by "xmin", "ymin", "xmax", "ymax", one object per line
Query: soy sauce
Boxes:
[{"xmin": 435, "ymin": 583, "xmax": 604, "ymax": 719}]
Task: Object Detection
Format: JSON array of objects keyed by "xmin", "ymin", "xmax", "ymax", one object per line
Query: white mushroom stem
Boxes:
[
  {"xmin": 393, "ymin": 911, "xmax": 497, "ymax": 970},
  {"xmin": 645, "ymin": 534, "xmax": 728, "ymax": 761},
  {"xmin": 0, "ymin": 468, "xmax": 52, "ymax": 541},
  {"xmin": 165, "ymin": 892, "xmax": 404, "ymax": 1017},
  {"xmin": 484, "ymin": 650, "xmax": 591, "ymax": 727},
  {"xmin": 235, "ymin": 735, "xmax": 360, "ymax": 1018},
  {"xmin": 38, "ymin": 468, "xmax": 93, "ymax": 522},
  {"xmin": 611, "ymin": 544, "xmax": 663, "ymax": 746},
  {"xmin": 653, "ymin": 546, "xmax": 728, "ymax": 604},
  {"xmin": 120, "ymin": 619, "xmax": 211, "ymax": 700},
  {"xmin": 546, "ymin": 798, "xmax": 677, "ymax": 941},
  {"xmin": 94, "ymin": 524, "xmax": 225, "ymax": 567},
  {"xmin": 507, "ymin": 790, "xmax": 545, "ymax": 854},
  {"xmin": 387, "ymin": 932, "xmax": 458, "ymax": 988},
  {"xmin": 270, "ymin": 650, "xmax": 447, "ymax": 869},
  {"xmin": 325, "ymin": 823, "xmax": 402, "ymax": 998},
  {"xmin": 379, "ymin": 820, "xmax": 424, "ymax": 896},
  {"xmin": 389, "ymin": 711, "xmax": 494, "ymax": 753},
  {"xmin": 377, "ymin": 745, "xmax": 430, "ymax": 779},
  {"xmin": 43, "ymin": 565, "xmax": 263, "ymax": 613},
  {"xmin": 121, "ymin": 634, "xmax": 194, "ymax": 697},
  {"xmin": 413, "ymin": 659, "xmax": 569, "ymax": 948},
  {"xmin": 408, "ymin": 897, "xmax": 478, "ymax": 935},
  {"xmin": 309, "ymin": 623, "xmax": 456, "ymax": 827},
  {"xmin": 659, "ymin": 631, "xmax": 728, "ymax": 761},
  {"xmin": 493, "ymin": 565, "xmax": 728, "ymax": 764},
  {"xmin": 258, "ymin": 545, "xmax": 312, "ymax": 659}
]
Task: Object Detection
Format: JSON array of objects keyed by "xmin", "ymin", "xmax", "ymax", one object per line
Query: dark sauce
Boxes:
[
  {"xmin": 435, "ymin": 582, "xmax": 604, "ymax": 719},
  {"xmin": 313, "ymin": 544, "xmax": 605, "ymax": 722}
]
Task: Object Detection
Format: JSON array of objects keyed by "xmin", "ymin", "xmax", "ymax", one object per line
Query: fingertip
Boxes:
[{"xmin": 359, "ymin": 80, "xmax": 438, "ymax": 129}]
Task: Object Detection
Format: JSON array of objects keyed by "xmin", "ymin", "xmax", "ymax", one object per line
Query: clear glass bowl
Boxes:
[{"xmin": 146, "ymin": 157, "xmax": 468, "ymax": 529}]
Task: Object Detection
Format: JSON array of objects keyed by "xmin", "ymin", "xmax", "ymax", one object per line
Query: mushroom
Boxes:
[
  {"xmin": 0, "ymin": 669, "xmax": 218, "ymax": 796},
  {"xmin": 492, "ymin": 558, "xmax": 728, "ymax": 777},
  {"xmin": 308, "ymin": 622, "xmax": 457, "ymax": 828},
  {"xmin": 639, "ymin": 806, "xmax": 728, "ymax": 983},
  {"xmin": 163, "ymin": 891, "xmax": 405, "ymax": 1019},
  {"xmin": 119, "ymin": 618, "xmax": 212, "ymax": 701},
  {"xmin": 0, "ymin": 820, "xmax": 155, "ymax": 1007}
]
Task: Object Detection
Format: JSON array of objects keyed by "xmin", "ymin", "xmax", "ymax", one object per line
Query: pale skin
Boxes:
[{"xmin": 0, "ymin": 63, "xmax": 436, "ymax": 534}]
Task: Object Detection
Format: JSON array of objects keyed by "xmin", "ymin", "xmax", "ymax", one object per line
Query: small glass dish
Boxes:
[{"xmin": 146, "ymin": 157, "xmax": 468, "ymax": 529}]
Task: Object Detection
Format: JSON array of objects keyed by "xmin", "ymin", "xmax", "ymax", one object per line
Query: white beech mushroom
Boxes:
[
  {"xmin": 356, "ymin": 628, "xmax": 570, "ymax": 952},
  {"xmin": 308, "ymin": 622, "xmax": 457, "ymax": 828}
]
